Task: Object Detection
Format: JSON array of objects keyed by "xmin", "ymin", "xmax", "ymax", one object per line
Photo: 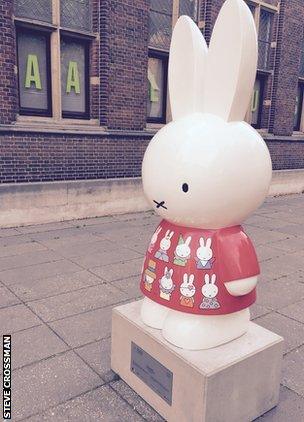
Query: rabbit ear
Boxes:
[
  {"xmin": 169, "ymin": 231, "xmax": 174, "ymax": 239},
  {"xmin": 206, "ymin": 238, "xmax": 212, "ymax": 248},
  {"xmin": 189, "ymin": 274, "xmax": 195, "ymax": 284},
  {"xmin": 170, "ymin": 269, "xmax": 174, "ymax": 277},
  {"xmin": 185, "ymin": 236, "xmax": 192, "ymax": 246},
  {"xmin": 202, "ymin": 0, "xmax": 258, "ymax": 121},
  {"xmin": 164, "ymin": 266, "xmax": 168, "ymax": 274},
  {"xmin": 199, "ymin": 237, "xmax": 205, "ymax": 247},
  {"xmin": 211, "ymin": 274, "xmax": 217, "ymax": 284},
  {"xmin": 165, "ymin": 230, "xmax": 170, "ymax": 237},
  {"xmin": 169, "ymin": 15, "xmax": 208, "ymax": 121},
  {"xmin": 156, "ymin": 227, "xmax": 162, "ymax": 234},
  {"xmin": 204, "ymin": 274, "xmax": 210, "ymax": 284},
  {"xmin": 183, "ymin": 273, "xmax": 188, "ymax": 283}
]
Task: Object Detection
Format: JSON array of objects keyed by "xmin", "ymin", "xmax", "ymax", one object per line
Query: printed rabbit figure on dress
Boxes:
[
  {"xmin": 140, "ymin": 0, "xmax": 272, "ymax": 350},
  {"xmin": 196, "ymin": 237, "xmax": 215, "ymax": 269},
  {"xmin": 200, "ymin": 274, "xmax": 220, "ymax": 310},
  {"xmin": 154, "ymin": 230, "xmax": 174, "ymax": 262}
]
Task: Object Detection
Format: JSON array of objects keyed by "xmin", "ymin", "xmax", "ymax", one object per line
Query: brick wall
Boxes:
[
  {"xmin": 266, "ymin": 139, "xmax": 304, "ymax": 170},
  {"xmin": 99, "ymin": 0, "xmax": 149, "ymax": 130},
  {"xmin": 270, "ymin": 0, "xmax": 304, "ymax": 135},
  {"xmin": 0, "ymin": 132, "xmax": 149, "ymax": 183},
  {"xmin": 0, "ymin": 0, "xmax": 17, "ymax": 124}
]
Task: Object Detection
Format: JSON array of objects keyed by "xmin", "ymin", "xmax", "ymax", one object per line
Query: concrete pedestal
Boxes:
[{"xmin": 111, "ymin": 300, "xmax": 283, "ymax": 422}]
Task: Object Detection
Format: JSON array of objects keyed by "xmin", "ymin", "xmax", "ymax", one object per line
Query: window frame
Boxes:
[
  {"xmin": 294, "ymin": 81, "xmax": 304, "ymax": 132},
  {"xmin": 60, "ymin": 34, "xmax": 91, "ymax": 120},
  {"xmin": 251, "ymin": 73, "xmax": 266, "ymax": 130},
  {"xmin": 147, "ymin": 0, "xmax": 199, "ymax": 125},
  {"xmin": 16, "ymin": 25, "xmax": 53, "ymax": 117},
  {"xmin": 14, "ymin": 0, "xmax": 95, "ymax": 122},
  {"xmin": 257, "ymin": 7, "xmax": 274, "ymax": 71},
  {"xmin": 147, "ymin": 49, "xmax": 169, "ymax": 125}
]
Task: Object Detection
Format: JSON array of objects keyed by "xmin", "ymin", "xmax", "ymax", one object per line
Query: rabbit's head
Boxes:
[
  {"xmin": 180, "ymin": 274, "xmax": 195, "ymax": 297},
  {"xmin": 175, "ymin": 235, "xmax": 191, "ymax": 258},
  {"xmin": 160, "ymin": 230, "xmax": 174, "ymax": 251},
  {"xmin": 142, "ymin": 0, "xmax": 272, "ymax": 229},
  {"xmin": 161, "ymin": 267, "xmax": 174, "ymax": 289},
  {"xmin": 202, "ymin": 274, "xmax": 218, "ymax": 298},
  {"xmin": 197, "ymin": 237, "xmax": 212, "ymax": 261}
]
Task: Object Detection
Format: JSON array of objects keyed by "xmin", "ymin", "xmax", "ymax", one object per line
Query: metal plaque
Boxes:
[{"xmin": 130, "ymin": 342, "xmax": 173, "ymax": 405}]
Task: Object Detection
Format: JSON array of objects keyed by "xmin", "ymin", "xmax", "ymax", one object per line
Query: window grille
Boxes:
[
  {"xmin": 247, "ymin": 3, "xmax": 255, "ymax": 16},
  {"xmin": 14, "ymin": 0, "xmax": 52, "ymax": 23},
  {"xmin": 179, "ymin": 0, "xmax": 198, "ymax": 21},
  {"xmin": 149, "ymin": 0, "xmax": 173, "ymax": 50},
  {"xmin": 299, "ymin": 40, "xmax": 304, "ymax": 77},
  {"xmin": 258, "ymin": 9, "xmax": 272, "ymax": 70},
  {"xmin": 60, "ymin": 0, "xmax": 92, "ymax": 32}
]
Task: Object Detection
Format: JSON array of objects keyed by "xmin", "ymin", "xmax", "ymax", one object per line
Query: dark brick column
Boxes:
[
  {"xmin": 199, "ymin": 0, "xmax": 223, "ymax": 44},
  {"xmin": 270, "ymin": 0, "xmax": 304, "ymax": 136},
  {"xmin": 99, "ymin": 0, "xmax": 149, "ymax": 130},
  {"xmin": 0, "ymin": 1, "xmax": 17, "ymax": 124}
]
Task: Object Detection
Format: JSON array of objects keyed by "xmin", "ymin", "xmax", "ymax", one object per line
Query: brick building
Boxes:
[{"xmin": 0, "ymin": 0, "xmax": 303, "ymax": 224}]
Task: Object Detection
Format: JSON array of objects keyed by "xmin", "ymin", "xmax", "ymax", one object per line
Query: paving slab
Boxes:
[
  {"xmin": 255, "ymin": 386, "xmax": 304, "ymax": 421},
  {"xmin": 75, "ymin": 338, "xmax": 111, "ymax": 379},
  {"xmin": 28, "ymin": 283, "xmax": 128, "ymax": 322},
  {"xmin": 0, "ymin": 249, "xmax": 61, "ymax": 271},
  {"xmin": 26, "ymin": 385, "xmax": 145, "ymax": 422},
  {"xmin": 0, "ymin": 303, "xmax": 41, "ymax": 335},
  {"xmin": 8, "ymin": 270, "xmax": 103, "ymax": 302},
  {"xmin": 49, "ymin": 306, "xmax": 113, "ymax": 348},
  {"xmin": 278, "ymin": 299, "xmax": 304, "ymax": 324},
  {"xmin": 255, "ymin": 312, "xmax": 304, "ymax": 354},
  {"xmin": 110, "ymin": 379, "xmax": 165, "ymax": 421},
  {"xmin": 0, "ymin": 259, "xmax": 81, "ymax": 286},
  {"xmin": 282, "ymin": 346, "xmax": 304, "ymax": 397},
  {"xmin": 111, "ymin": 275, "xmax": 143, "ymax": 300},
  {"xmin": 11, "ymin": 350, "xmax": 103, "ymax": 421},
  {"xmin": 10, "ymin": 324, "xmax": 69, "ymax": 370},
  {"xmin": 0, "ymin": 240, "xmax": 47, "ymax": 258},
  {"xmin": 256, "ymin": 273, "xmax": 304, "ymax": 310},
  {"xmin": 91, "ymin": 257, "xmax": 143, "ymax": 282},
  {"xmin": 0, "ymin": 285, "xmax": 21, "ymax": 308},
  {"xmin": 70, "ymin": 247, "xmax": 143, "ymax": 269}
]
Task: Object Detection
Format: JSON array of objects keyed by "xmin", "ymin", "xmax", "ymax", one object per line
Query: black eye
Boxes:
[{"xmin": 182, "ymin": 183, "xmax": 189, "ymax": 193}]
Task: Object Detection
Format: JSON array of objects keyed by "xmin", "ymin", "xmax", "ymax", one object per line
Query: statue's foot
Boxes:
[
  {"xmin": 162, "ymin": 308, "xmax": 250, "ymax": 350},
  {"xmin": 140, "ymin": 297, "xmax": 169, "ymax": 329}
]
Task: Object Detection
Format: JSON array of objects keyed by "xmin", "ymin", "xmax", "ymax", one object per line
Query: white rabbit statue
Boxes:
[{"xmin": 140, "ymin": 0, "xmax": 272, "ymax": 350}]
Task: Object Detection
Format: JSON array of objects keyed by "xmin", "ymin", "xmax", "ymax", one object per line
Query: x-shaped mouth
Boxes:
[{"xmin": 153, "ymin": 200, "xmax": 168, "ymax": 210}]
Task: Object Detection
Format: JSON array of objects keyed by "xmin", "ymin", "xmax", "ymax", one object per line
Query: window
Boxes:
[
  {"xmin": 147, "ymin": 52, "xmax": 168, "ymax": 123},
  {"xmin": 61, "ymin": 37, "xmax": 90, "ymax": 118},
  {"xmin": 148, "ymin": 0, "xmax": 198, "ymax": 123},
  {"xmin": 258, "ymin": 9, "xmax": 273, "ymax": 70},
  {"xmin": 15, "ymin": 0, "xmax": 93, "ymax": 120},
  {"xmin": 179, "ymin": 0, "xmax": 198, "ymax": 22},
  {"xmin": 294, "ymin": 83, "xmax": 304, "ymax": 131},
  {"xmin": 250, "ymin": 75, "xmax": 265, "ymax": 129},
  {"xmin": 17, "ymin": 28, "xmax": 52, "ymax": 116}
]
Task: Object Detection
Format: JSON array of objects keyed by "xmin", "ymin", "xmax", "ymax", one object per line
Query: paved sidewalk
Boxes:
[{"xmin": 0, "ymin": 194, "xmax": 303, "ymax": 421}]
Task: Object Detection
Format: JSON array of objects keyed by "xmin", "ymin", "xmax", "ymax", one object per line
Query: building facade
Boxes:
[{"xmin": 0, "ymin": 0, "xmax": 304, "ymax": 186}]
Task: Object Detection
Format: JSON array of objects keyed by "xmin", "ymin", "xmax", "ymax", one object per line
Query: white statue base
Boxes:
[{"xmin": 111, "ymin": 300, "xmax": 283, "ymax": 422}]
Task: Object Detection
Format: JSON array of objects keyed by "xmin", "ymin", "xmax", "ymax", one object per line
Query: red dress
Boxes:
[{"xmin": 140, "ymin": 220, "xmax": 259, "ymax": 315}]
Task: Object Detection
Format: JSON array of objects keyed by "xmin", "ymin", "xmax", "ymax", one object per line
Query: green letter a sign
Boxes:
[
  {"xmin": 66, "ymin": 61, "xmax": 80, "ymax": 94},
  {"xmin": 25, "ymin": 54, "xmax": 42, "ymax": 90}
]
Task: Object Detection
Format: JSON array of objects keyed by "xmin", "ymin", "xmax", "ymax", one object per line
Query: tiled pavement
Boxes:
[{"xmin": 0, "ymin": 194, "xmax": 303, "ymax": 421}]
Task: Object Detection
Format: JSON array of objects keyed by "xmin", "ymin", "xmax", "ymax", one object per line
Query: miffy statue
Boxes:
[{"xmin": 140, "ymin": 0, "xmax": 272, "ymax": 350}]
